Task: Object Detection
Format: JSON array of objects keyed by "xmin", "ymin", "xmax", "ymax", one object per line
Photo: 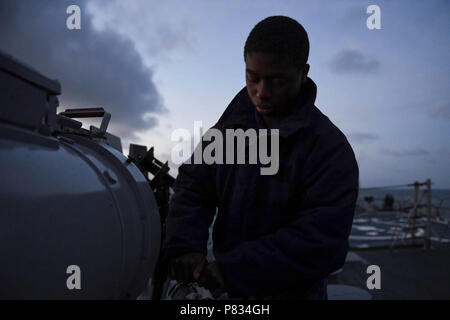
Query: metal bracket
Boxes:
[{"xmin": 58, "ymin": 107, "xmax": 111, "ymax": 136}]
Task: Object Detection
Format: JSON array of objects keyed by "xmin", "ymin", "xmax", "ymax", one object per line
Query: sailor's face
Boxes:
[{"xmin": 245, "ymin": 52, "xmax": 306, "ymax": 118}]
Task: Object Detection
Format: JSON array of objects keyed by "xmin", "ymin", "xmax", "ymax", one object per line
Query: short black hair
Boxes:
[{"xmin": 244, "ymin": 16, "xmax": 309, "ymax": 69}]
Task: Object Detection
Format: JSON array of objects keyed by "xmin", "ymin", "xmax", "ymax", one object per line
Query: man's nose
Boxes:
[{"xmin": 256, "ymin": 80, "xmax": 272, "ymax": 100}]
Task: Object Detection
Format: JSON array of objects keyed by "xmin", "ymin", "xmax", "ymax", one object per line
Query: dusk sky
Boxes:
[{"xmin": 1, "ymin": 0, "xmax": 449, "ymax": 188}]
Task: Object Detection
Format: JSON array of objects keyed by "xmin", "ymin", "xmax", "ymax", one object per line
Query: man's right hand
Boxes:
[{"xmin": 168, "ymin": 252, "xmax": 207, "ymax": 284}]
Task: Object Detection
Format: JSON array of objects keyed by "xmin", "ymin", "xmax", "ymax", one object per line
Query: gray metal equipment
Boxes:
[{"xmin": 0, "ymin": 51, "xmax": 167, "ymax": 299}]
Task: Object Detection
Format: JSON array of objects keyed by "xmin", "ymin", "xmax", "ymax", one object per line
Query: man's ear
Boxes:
[{"xmin": 302, "ymin": 64, "xmax": 310, "ymax": 83}]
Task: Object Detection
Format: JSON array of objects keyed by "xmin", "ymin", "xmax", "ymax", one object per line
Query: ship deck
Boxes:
[{"xmin": 328, "ymin": 246, "xmax": 450, "ymax": 299}]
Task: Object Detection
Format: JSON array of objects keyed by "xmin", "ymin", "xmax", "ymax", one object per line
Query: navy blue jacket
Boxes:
[{"xmin": 165, "ymin": 78, "xmax": 359, "ymax": 298}]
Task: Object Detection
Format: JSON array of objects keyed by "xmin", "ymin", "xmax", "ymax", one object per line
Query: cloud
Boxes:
[
  {"xmin": 347, "ymin": 133, "xmax": 379, "ymax": 143},
  {"xmin": 87, "ymin": 0, "xmax": 194, "ymax": 65},
  {"xmin": 381, "ymin": 148, "xmax": 429, "ymax": 157},
  {"xmin": 0, "ymin": 0, "xmax": 173, "ymax": 140},
  {"xmin": 330, "ymin": 49, "xmax": 380, "ymax": 75},
  {"xmin": 430, "ymin": 102, "xmax": 450, "ymax": 120},
  {"xmin": 340, "ymin": 5, "xmax": 367, "ymax": 29}
]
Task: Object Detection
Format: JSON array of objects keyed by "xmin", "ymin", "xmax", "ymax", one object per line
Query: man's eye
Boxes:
[
  {"xmin": 247, "ymin": 75, "xmax": 259, "ymax": 83},
  {"xmin": 272, "ymin": 78, "xmax": 286, "ymax": 85}
]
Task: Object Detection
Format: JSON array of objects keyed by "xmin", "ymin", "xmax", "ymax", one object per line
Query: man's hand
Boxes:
[
  {"xmin": 196, "ymin": 261, "xmax": 227, "ymax": 298},
  {"xmin": 168, "ymin": 252, "xmax": 206, "ymax": 284}
]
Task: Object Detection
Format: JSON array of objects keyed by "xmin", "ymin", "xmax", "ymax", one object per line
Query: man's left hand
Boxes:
[{"xmin": 195, "ymin": 261, "xmax": 227, "ymax": 298}]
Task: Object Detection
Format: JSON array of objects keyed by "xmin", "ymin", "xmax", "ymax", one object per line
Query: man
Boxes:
[{"xmin": 164, "ymin": 16, "xmax": 359, "ymax": 299}]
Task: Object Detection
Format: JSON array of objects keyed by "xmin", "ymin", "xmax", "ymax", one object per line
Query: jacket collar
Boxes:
[{"xmin": 217, "ymin": 77, "xmax": 317, "ymax": 138}]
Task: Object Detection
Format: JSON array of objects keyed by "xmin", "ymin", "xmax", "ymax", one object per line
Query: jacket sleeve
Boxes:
[
  {"xmin": 164, "ymin": 137, "xmax": 218, "ymax": 259},
  {"xmin": 215, "ymin": 130, "xmax": 359, "ymax": 297}
]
